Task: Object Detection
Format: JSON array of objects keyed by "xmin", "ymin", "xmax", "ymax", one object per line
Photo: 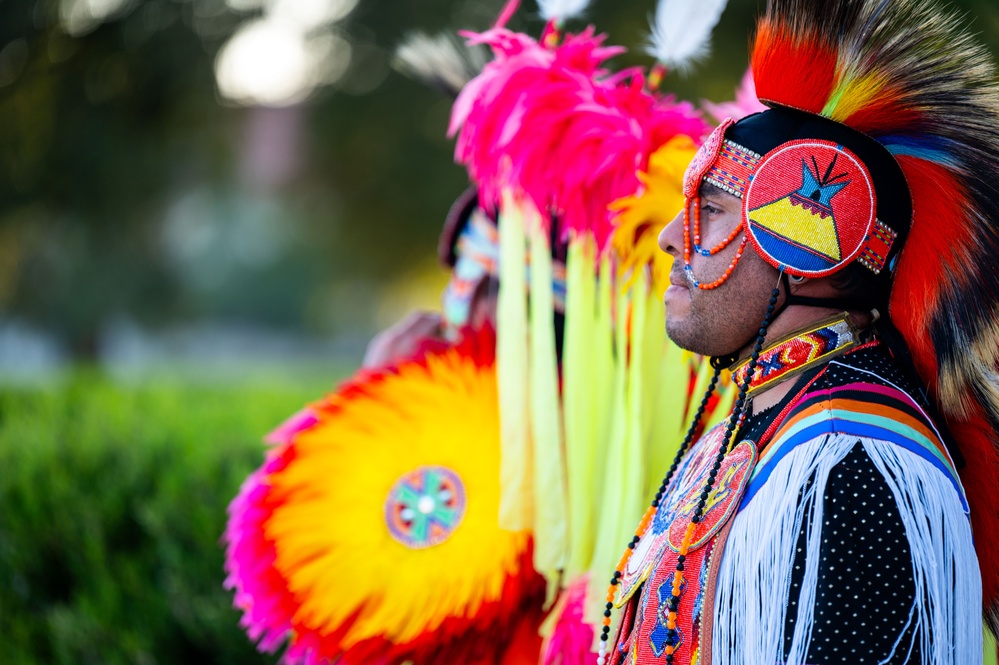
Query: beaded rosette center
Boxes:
[{"xmin": 385, "ymin": 466, "xmax": 467, "ymax": 549}]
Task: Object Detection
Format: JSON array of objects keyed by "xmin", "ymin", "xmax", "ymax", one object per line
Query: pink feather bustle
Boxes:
[{"xmin": 450, "ymin": 27, "xmax": 710, "ymax": 251}]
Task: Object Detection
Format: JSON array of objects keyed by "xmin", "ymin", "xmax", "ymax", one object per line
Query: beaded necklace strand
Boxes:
[{"xmin": 597, "ymin": 286, "xmax": 781, "ymax": 665}]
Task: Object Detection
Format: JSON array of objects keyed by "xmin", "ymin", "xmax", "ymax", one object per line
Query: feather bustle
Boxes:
[{"xmin": 224, "ymin": 327, "xmax": 547, "ymax": 665}]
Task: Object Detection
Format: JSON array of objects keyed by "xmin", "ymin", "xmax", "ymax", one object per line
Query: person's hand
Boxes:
[{"xmin": 361, "ymin": 311, "xmax": 443, "ymax": 369}]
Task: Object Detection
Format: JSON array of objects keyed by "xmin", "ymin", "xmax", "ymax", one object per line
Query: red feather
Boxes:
[
  {"xmin": 889, "ymin": 157, "xmax": 975, "ymax": 391},
  {"xmin": 889, "ymin": 156, "xmax": 999, "ymax": 620},
  {"xmin": 844, "ymin": 92, "xmax": 924, "ymax": 136},
  {"xmin": 948, "ymin": 412, "xmax": 999, "ymax": 620},
  {"xmin": 751, "ymin": 22, "xmax": 837, "ymax": 114}
]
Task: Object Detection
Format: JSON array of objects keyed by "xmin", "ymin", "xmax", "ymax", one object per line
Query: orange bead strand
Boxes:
[{"xmin": 682, "ymin": 196, "xmax": 748, "ymax": 291}]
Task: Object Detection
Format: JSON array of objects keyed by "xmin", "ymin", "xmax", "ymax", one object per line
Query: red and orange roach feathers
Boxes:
[{"xmin": 753, "ymin": 0, "xmax": 999, "ymax": 630}]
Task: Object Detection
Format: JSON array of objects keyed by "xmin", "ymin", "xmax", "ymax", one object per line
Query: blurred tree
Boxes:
[{"xmin": 0, "ymin": 0, "xmax": 241, "ymax": 355}]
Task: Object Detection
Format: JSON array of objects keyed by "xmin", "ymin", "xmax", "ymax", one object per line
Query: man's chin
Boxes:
[
  {"xmin": 666, "ymin": 315, "xmax": 730, "ymax": 357},
  {"xmin": 665, "ymin": 317, "xmax": 698, "ymax": 353}
]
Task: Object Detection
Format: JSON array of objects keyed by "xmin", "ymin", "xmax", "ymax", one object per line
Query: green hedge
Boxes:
[{"xmin": 0, "ymin": 369, "xmax": 337, "ymax": 665}]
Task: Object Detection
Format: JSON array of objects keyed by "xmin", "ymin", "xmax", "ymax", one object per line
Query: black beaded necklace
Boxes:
[{"xmin": 597, "ymin": 286, "xmax": 781, "ymax": 665}]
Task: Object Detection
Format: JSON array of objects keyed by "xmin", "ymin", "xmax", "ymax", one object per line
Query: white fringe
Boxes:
[{"xmin": 712, "ymin": 434, "xmax": 981, "ymax": 665}]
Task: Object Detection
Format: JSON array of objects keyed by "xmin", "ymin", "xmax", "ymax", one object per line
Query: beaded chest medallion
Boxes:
[{"xmin": 612, "ymin": 425, "xmax": 757, "ymax": 665}]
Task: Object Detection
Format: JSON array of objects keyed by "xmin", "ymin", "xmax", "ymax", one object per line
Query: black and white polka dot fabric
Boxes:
[{"xmin": 736, "ymin": 345, "xmax": 942, "ymax": 664}]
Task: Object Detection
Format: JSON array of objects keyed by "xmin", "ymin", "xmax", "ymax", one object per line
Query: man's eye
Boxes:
[{"xmin": 702, "ymin": 203, "xmax": 722, "ymax": 215}]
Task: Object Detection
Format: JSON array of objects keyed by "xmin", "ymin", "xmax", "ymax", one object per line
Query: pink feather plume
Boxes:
[
  {"xmin": 541, "ymin": 575, "xmax": 597, "ymax": 665},
  {"xmin": 701, "ymin": 68, "xmax": 767, "ymax": 123},
  {"xmin": 450, "ymin": 27, "xmax": 710, "ymax": 250}
]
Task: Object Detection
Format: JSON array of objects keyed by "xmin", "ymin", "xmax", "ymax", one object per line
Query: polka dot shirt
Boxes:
[{"xmin": 737, "ymin": 344, "xmax": 936, "ymax": 664}]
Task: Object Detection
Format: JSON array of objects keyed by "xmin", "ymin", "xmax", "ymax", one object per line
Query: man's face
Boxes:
[{"xmin": 658, "ymin": 184, "xmax": 779, "ymax": 357}]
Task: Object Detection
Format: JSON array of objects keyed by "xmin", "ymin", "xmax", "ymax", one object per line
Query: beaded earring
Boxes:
[{"xmin": 597, "ymin": 284, "xmax": 783, "ymax": 665}]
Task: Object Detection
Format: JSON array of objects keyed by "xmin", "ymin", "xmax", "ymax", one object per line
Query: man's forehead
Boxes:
[{"xmin": 698, "ymin": 181, "xmax": 740, "ymax": 203}]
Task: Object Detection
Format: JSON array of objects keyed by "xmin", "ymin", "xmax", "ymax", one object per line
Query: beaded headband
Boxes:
[
  {"xmin": 442, "ymin": 207, "xmax": 568, "ymax": 333},
  {"xmin": 679, "ymin": 119, "xmax": 899, "ymax": 288}
]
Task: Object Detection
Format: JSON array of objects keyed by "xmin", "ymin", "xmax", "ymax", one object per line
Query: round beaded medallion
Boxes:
[
  {"xmin": 384, "ymin": 466, "xmax": 467, "ymax": 549},
  {"xmin": 744, "ymin": 139, "xmax": 876, "ymax": 277}
]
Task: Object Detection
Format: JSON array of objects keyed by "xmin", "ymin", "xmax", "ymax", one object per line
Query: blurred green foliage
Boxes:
[{"xmin": 0, "ymin": 370, "xmax": 338, "ymax": 665}]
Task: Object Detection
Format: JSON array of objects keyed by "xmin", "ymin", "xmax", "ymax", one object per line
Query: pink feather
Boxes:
[
  {"xmin": 264, "ymin": 407, "xmax": 319, "ymax": 445},
  {"xmin": 542, "ymin": 576, "xmax": 597, "ymax": 665},
  {"xmin": 701, "ymin": 68, "xmax": 767, "ymax": 123},
  {"xmin": 223, "ymin": 446, "xmax": 298, "ymax": 654},
  {"xmin": 450, "ymin": 27, "xmax": 710, "ymax": 250}
]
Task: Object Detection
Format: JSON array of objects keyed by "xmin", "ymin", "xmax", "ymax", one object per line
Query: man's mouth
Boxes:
[{"xmin": 669, "ymin": 269, "xmax": 692, "ymax": 289}]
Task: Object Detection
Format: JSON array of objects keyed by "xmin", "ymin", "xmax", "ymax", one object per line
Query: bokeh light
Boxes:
[
  {"xmin": 214, "ymin": 0, "xmax": 357, "ymax": 106},
  {"xmin": 60, "ymin": 0, "xmax": 136, "ymax": 36}
]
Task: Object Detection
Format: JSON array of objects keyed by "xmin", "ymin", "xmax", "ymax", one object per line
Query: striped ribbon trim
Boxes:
[{"xmin": 742, "ymin": 381, "xmax": 966, "ymax": 511}]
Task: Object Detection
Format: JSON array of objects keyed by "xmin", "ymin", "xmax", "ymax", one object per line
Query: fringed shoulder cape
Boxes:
[{"xmin": 612, "ymin": 342, "xmax": 981, "ymax": 665}]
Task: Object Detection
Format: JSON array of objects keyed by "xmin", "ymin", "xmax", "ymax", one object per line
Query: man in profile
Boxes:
[{"xmin": 600, "ymin": 1, "xmax": 996, "ymax": 663}]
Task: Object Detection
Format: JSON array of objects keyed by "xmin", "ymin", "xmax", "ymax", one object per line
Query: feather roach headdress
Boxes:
[{"xmin": 683, "ymin": 0, "xmax": 999, "ymax": 628}]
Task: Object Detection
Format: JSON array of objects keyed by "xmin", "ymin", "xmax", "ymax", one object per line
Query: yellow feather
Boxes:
[
  {"xmin": 985, "ymin": 624, "xmax": 998, "ymax": 665},
  {"xmin": 610, "ymin": 136, "xmax": 698, "ymax": 294},
  {"xmin": 644, "ymin": 295, "xmax": 691, "ymax": 502},
  {"xmin": 563, "ymin": 236, "xmax": 604, "ymax": 578},
  {"xmin": 527, "ymin": 205, "xmax": 569, "ymax": 595},
  {"xmin": 623, "ymin": 278, "xmax": 652, "ymax": 531},
  {"xmin": 264, "ymin": 346, "xmax": 533, "ymax": 647},
  {"xmin": 824, "ymin": 71, "xmax": 889, "ymax": 124}
]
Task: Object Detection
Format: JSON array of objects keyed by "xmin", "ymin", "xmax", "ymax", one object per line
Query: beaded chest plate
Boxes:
[
  {"xmin": 616, "ymin": 427, "xmax": 757, "ymax": 606},
  {"xmin": 612, "ymin": 430, "xmax": 757, "ymax": 665}
]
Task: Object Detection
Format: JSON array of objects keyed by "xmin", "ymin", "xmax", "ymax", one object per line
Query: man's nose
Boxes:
[{"xmin": 658, "ymin": 205, "xmax": 685, "ymax": 257}]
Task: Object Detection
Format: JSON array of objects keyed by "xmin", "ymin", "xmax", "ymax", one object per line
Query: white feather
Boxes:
[
  {"xmin": 537, "ymin": 0, "xmax": 590, "ymax": 22},
  {"xmin": 392, "ymin": 31, "xmax": 488, "ymax": 97},
  {"xmin": 646, "ymin": 0, "xmax": 728, "ymax": 72}
]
